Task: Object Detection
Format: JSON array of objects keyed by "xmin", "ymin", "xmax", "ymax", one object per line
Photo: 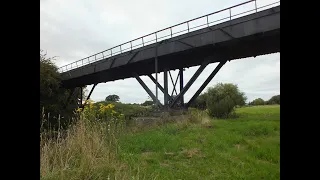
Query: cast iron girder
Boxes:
[{"xmin": 147, "ymin": 74, "xmax": 173, "ymax": 101}]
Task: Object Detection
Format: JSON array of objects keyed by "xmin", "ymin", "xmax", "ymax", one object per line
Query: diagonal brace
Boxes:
[
  {"xmin": 169, "ymin": 71, "xmax": 179, "ymax": 96},
  {"xmin": 135, "ymin": 73, "xmax": 162, "ymax": 106},
  {"xmin": 170, "ymin": 59, "xmax": 211, "ymax": 107},
  {"xmin": 185, "ymin": 60, "xmax": 227, "ymax": 108},
  {"xmin": 148, "ymin": 74, "xmax": 173, "ymax": 100},
  {"xmin": 81, "ymin": 83, "xmax": 97, "ymax": 109}
]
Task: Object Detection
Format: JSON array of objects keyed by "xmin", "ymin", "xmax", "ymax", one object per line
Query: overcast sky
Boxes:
[{"xmin": 40, "ymin": 0, "xmax": 280, "ymax": 104}]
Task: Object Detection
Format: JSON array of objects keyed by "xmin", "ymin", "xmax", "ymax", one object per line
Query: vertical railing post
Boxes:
[
  {"xmin": 155, "ymin": 33, "xmax": 157, "ymax": 42},
  {"xmin": 102, "ymin": 52, "xmax": 104, "ymax": 59},
  {"xmin": 111, "ymin": 49, "xmax": 113, "ymax": 57},
  {"xmin": 206, "ymin": 16, "xmax": 209, "ymax": 27},
  {"xmin": 170, "ymin": 28, "xmax": 172, "ymax": 38},
  {"xmin": 142, "ymin": 37, "xmax": 144, "ymax": 46},
  {"xmin": 229, "ymin": 8, "xmax": 231, "ymax": 20},
  {"xmin": 255, "ymin": 0, "xmax": 257, "ymax": 12},
  {"xmin": 187, "ymin": 22, "xmax": 190, "ymax": 32},
  {"xmin": 120, "ymin": 45, "xmax": 122, "ymax": 53}
]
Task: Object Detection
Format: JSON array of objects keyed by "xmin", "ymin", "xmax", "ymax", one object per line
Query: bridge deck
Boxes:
[{"xmin": 61, "ymin": 5, "xmax": 280, "ymax": 88}]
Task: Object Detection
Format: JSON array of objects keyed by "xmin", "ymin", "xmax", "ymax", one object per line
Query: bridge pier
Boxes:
[
  {"xmin": 185, "ymin": 60, "xmax": 226, "ymax": 108},
  {"xmin": 134, "ymin": 59, "xmax": 226, "ymax": 110},
  {"xmin": 170, "ymin": 60, "xmax": 227, "ymax": 109}
]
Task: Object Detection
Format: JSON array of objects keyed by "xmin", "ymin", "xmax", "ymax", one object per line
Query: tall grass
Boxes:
[{"xmin": 40, "ymin": 102, "xmax": 140, "ymax": 180}]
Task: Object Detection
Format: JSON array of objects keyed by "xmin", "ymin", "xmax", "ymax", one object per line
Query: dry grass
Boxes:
[{"xmin": 40, "ymin": 118, "xmax": 133, "ymax": 180}]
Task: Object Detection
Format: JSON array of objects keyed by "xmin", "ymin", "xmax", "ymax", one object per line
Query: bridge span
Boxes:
[{"xmin": 59, "ymin": 0, "xmax": 280, "ymax": 109}]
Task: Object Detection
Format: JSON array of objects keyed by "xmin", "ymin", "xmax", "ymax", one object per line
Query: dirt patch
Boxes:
[
  {"xmin": 164, "ymin": 152, "xmax": 176, "ymax": 156},
  {"xmin": 182, "ymin": 148, "xmax": 205, "ymax": 158},
  {"xmin": 234, "ymin": 144, "xmax": 242, "ymax": 150},
  {"xmin": 160, "ymin": 163, "xmax": 170, "ymax": 167},
  {"xmin": 141, "ymin": 151, "xmax": 153, "ymax": 157}
]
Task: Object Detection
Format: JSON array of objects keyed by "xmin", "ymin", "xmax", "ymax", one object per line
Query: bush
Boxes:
[
  {"xmin": 249, "ymin": 98, "xmax": 265, "ymax": 106},
  {"xmin": 95, "ymin": 101, "xmax": 152, "ymax": 120},
  {"xmin": 206, "ymin": 83, "xmax": 247, "ymax": 118},
  {"xmin": 40, "ymin": 50, "xmax": 84, "ymax": 130}
]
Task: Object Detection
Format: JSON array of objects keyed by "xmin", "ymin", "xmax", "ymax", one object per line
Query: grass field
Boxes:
[{"xmin": 40, "ymin": 105, "xmax": 280, "ymax": 180}]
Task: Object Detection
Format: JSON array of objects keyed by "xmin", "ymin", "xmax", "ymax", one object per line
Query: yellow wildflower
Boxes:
[
  {"xmin": 76, "ymin": 108, "xmax": 82, "ymax": 112},
  {"xmin": 89, "ymin": 102, "xmax": 94, "ymax": 109},
  {"xmin": 106, "ymin": 104, "xmax": 115, "ymax": 109},
  {"xmin": 99, "ymin": 104, "xmax": 105, "ymax": 114}
]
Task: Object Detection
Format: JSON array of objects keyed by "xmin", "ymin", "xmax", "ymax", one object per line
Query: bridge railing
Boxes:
[{"xmin": 58, "ymin": 0, "xmax": 280, "ymax": 73}]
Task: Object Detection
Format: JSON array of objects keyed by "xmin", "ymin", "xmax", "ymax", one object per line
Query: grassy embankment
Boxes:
[{"xmin": 40, "ymin": 105, "xmax": 280, "ymax": 180}]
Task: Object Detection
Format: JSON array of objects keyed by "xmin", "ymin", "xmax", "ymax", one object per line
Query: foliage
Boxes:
[
  {"xmin": 40, "ymin": 50, "xmax": 85, "ymax": 130},
  {"xmin": 96, "ymin": 101, "xmax": 152, "ymax": 120},
  {"xmin": 206, "ymin": 83, "xmax": 247, "ymax": 118},
  {"xmin": 141, "ymin": 100, "xmax": 154, "ymax": 106},
  {"xmin": 267, "ymin": 95, "xmax": 280, "ymax": 105},
  {"xmin": 105, "ymin": 94, "xmax": 120, "ymax": 102}
]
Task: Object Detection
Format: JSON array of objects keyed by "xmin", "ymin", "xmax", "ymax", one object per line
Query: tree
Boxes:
[
  {"xmin": 40, "ymin": 49, "xmax": 83, "ymax": 130},
  {"xmin": 267, "ymin": 95, "xmax": 280, "ymax": 105},
  {"xmin": 206, "ymin": 83, "xmax": 247, "ymax": 118},
  {"xmin": 250, "ymin": 98, "xmax": 265, "ymax": 106},
  {"xmin": 141, "ymin": 100, "xmax": 154, "ymax": 106},
  {"xmin": 105, "ymin": 94, "xmax": 120, "ymax": 102}
]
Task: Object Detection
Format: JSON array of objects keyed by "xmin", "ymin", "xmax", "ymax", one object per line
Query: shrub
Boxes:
[
  {"xmin": 206, "ymin": 83, "xmax": 247, "ymax": 118},
  {"xmin": 40, "ymin": 50, "xmax": 84, "ymax": 130},
  {"xmin": 250, "ymin": 98, "xmax": 265, "ymax": 106}
]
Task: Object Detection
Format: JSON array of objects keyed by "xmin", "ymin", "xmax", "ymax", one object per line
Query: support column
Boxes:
[
  {"xmin": 80, "ymin": 87, "xmax": 83, "ymax": 106},
  {"xmin": 179, "ymin": 68, "xmax": 184, "ymax": 105},
  {"xmin": 164, "ymin": 69, "xmax": 169, "ymax": 106},
  {"xmin": 186, "ymin": 60, "xmax": 227, "ymax": 108},
  {"xmin": 155, "ymin": 46, "xmax": 159, "ymax": 107}
]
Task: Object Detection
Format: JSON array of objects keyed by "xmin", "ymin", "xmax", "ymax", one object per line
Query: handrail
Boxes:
[{"xmin": 58, "ymin": 0, "xmax": 280, "ymax": 73}]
